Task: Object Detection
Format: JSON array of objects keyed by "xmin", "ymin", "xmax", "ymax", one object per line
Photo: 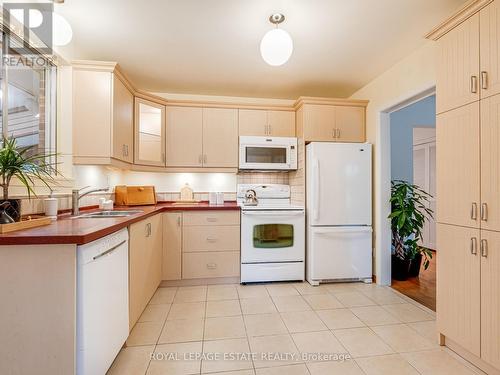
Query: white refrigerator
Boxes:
[{"xmin": 306, "ymin": 142, "xmax": 372, "ymax": 285}]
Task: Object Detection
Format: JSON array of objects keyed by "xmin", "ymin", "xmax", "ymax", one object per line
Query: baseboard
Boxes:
[
  {"xmin": 160, "ymin": 277, "xmax": 240, "ymax": 287},
  {"xmin": 444, "ymin": 335, "xmax": 500, "ymax": 375}
]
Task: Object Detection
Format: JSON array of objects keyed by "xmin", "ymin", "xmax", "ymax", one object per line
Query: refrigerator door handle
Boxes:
[
  {"xmin": 314, "ymin": 227, "xmax": 373, "ymax": 234},
  {"xmin": 313, "ymin": 158, "xmax": 320, "ymax": 221}
]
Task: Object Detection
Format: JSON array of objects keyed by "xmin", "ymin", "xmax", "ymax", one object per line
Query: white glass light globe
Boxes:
[
  {"xmin": 53, "ymin": 13, "xmax": 73, "ymax": 46},
  {"xmin": 260, "ymin": 28, "xmax": 293, "ymax": 66}
]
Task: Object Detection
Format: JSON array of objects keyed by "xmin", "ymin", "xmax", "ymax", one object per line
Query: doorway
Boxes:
[{"xmin": 388, "ymin": 95, "xmax": 437, "ymax": 311}]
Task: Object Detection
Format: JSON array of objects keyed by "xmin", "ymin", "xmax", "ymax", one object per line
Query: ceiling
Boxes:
[{"xmin": 55, "ymin": 0, "xmax": 467, "ymax": 99}]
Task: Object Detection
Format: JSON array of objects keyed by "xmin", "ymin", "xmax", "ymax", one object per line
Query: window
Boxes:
[
  {"xmin": 0, "ymin": 30, "xmax": 57, "ymax": 163},
  {"xmin": 253, "ymin": 224, "xmax": 294, "ymax": 248}
]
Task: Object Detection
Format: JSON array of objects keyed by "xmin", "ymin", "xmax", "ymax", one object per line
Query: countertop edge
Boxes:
[{"xmin": 0, "ymin": 203, "xmax": 241, "ymax": 246}]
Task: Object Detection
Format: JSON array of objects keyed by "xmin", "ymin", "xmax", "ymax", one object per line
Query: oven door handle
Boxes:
[{"xmin": 242, "ymin": 211, "xmax": 304, "ymax": 216}]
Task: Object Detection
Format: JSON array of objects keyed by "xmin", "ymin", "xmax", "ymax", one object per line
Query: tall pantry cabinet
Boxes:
[{"xmin": 428, "ymin": 0, "xmax": 500, "ymax": 373}]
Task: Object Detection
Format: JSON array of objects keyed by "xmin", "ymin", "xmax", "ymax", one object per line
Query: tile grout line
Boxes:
[{"xmin": 236, "ymin": 286, "xmax": 257, "ymax": 374}]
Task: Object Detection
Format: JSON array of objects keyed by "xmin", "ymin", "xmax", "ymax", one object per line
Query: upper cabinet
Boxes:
[
  {"xmin": 436, "ymin": 13, "xmax": 480, "ymax": 114},
  {"xmin": 73, "ymin": 62, "xmax": 134, "ymax": 165},
  {"xmin": 297, "ymin": 103, "xmax": 366, "ymax": 143},
  {"xmin": 134, "ymin": 98, "xmax": 166, "ymax": 167},
  {"xmin": 480, "ymin": 0, "xmax": 500, "ymax": 99},
  {"xmin": 436, "ymin": 1, "xmax": 500, "ymax": 114},
  {"xmin": 166, "ymin": 106, "xmax": 203, "ymax": 167},
  {"xmin": 166, "ymin": 106, "xmax": 238, "ymax": 168},
  {"xmin": 202, "ymin": 108, "xmax": 238, "ymax": 167},
  {"xmin": 239, "ymin": 109, "xmax": 295, "ymax": 137}
]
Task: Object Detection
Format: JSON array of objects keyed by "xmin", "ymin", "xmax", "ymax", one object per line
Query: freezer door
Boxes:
[
  {"xmin": 306, "ymin": 143, "xmax": 372, "ymax": 226},
  {"xmin": 307, "ymin": 226, "xmax": 372, "ymax": 281}
]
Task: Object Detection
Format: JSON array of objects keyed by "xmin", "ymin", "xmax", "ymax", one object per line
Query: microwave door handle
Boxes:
[{"xmin": 313, "ymin": 158, "xmax": 320, "ymax": 221}]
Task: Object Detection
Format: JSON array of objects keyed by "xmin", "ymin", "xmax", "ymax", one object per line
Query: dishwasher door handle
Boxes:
[{"xmin": 93, "ymin": 240, "xmax": 127, "ymax": 260}]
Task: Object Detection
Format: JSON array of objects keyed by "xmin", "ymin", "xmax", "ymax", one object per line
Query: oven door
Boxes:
[{"xmin": 241, "ymin": 210, "xmax": 305, "ymax": 263}]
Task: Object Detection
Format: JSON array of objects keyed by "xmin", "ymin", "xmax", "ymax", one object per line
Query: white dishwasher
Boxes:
[{"xmin": 76, "ymin": 228, "xmax": 129, "ymax": 375}]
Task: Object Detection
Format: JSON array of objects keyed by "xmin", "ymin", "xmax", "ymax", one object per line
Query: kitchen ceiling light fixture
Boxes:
[{"xmin": 260, "ymin": 13, "xmax": 293, "ymax": 67}]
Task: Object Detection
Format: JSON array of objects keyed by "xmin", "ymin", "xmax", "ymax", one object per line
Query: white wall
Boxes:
[{"xmin": 349, "ymin": 41, "xmax": 437, "ymax": 284}]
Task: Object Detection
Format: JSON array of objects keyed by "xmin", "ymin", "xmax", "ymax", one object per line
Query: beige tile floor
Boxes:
[{"xmin": 108, "ymin": 282, "xmax": 483, "ymax": 375}]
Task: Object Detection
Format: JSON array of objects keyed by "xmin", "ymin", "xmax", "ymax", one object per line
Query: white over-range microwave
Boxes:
[{"xmin": 239, "ymin": 136, "xmax": 298, "ymax": 171}]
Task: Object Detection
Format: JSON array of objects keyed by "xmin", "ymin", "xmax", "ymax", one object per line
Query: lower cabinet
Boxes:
[
  {"xmin": 162, "ymin": 210, "xmax": 241, "ymax": 280},
  {"xmin": 129, "ymin": 214, "xmax": 162, "ymax": 329},
  {"xmin": 437, "ymin": 223, "xmax": 500, "ymax": 370},
  {"xmin": 162, "ymin": 212, "xmax": 182, "ymax": 281}
]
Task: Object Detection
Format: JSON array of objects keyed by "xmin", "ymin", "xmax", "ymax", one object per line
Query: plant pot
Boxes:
[
  {"xmin": 409, "ymin": 252, "xmax": 423, "ymax": 278},
  {"xmin": 392, "ymin": 254, "xmax": 411, "ymax": 281},
  {"xmin": 0, "ymin": 199, "xmax": 21, "ymax": 222}
]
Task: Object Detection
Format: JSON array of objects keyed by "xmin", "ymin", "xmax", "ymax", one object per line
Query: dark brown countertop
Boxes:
[{"xmin": 0, "ymin": 202, "xmax": 240, "ymax": 246}]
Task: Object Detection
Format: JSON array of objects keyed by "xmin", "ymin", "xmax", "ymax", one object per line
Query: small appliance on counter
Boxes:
[
  {"xmin": 238, "ymin": 184, "xmax": 305, "ymax": 283},
  {"xmin": 114, "ymin": 185, "xmax": 157, "ymax": 206}
]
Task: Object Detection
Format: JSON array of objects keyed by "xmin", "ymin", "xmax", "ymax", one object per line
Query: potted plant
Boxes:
[
  {"xmin": 0, "ymin": 137, "xmax": 58, "ymax": 222},
  {"xmin": 389, "ymin": 180, "xmax": 433, "ymax": 280}
]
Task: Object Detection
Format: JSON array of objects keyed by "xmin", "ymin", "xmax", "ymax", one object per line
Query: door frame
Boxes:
[{"xmin": 376, "ymin": 86, "xmax": 436, "ymax": 285}]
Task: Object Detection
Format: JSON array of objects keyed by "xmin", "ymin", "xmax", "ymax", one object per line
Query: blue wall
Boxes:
[{"xmin": 390, "ymin": 95, "xmax": 436, "ymax": 183}]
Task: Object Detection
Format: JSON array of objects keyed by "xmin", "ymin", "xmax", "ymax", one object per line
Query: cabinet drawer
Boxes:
[
  {"xmin": 182, "ymin": 251, "xmax": 240, "ymax": 279},
  {"xmin": 182, "ymin": 211, "xmax": 240, "ymax": 226},
  {"xmin": 183, "ymin": 225, "xmax": 240, "ymax": 252}
]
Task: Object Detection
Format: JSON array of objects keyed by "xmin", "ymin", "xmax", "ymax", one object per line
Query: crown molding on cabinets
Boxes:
[
  {"xmin": 135, "ymin": 89, "xmax": 295, "ymax": 111},
  {"xmin": 425, "ymin": 0, "xmax": 493, "ymax": 40},
  {"xmin": 293, "ymin": 96, "xmax": 369, "ymax": 110},
  {"xmin": 71, "ymin": 60, "xmax": 136, "ymax": 93}
]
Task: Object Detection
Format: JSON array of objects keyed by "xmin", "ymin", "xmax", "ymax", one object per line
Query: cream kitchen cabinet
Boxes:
[
  {"xmin": 73, "ymin": 62, "xmax": 134, "ymax": 165},
  {"xmin": 480, "ymin": 0, "xmax": 500, "ymax": 99},
  {"xmin": 166, "ymin": 106, "xmax": 203, "ymax": 167},
  {"xmin": 166, "ymin": 106, "xmax": 238, "ymax": 168},
  {"xmin": 436, "ymin": 102, "xmax": 480, "ymax": 228},
  {"xmin": 182, "ymin": 211, "xmax": 240, "ymax": 279},
  {"xmin": 239, "ymin": 109, "xmax": 295, "ymax": 137},
  {"xmin": 437, "ymin": 224, "xmax": 500, "ymax": 371},
  {"xmin": 202, "ymin": 108, "xmax": 238, "ymax": 167},
  {"xmin": 437, "ymin": 224, "xmax": 481, "ymax": 356},
  {"xmin": 162, "ymin": 212, "xmax": 182, "ymax": 281},
  {"xmin": 298, "ymin": 104, "xmax": 366, "ymax": 142},
  {"xmin": 430, "ymin": 3, "xmax": 500, "ymax": 373},
  {"xmin": 436, "ymin": 13, "xmax": 480, "ymax": 114},
  {"xmin": 129, "ymin": 214, "xmax": 162, "ymax": 329},
  {"xmin": 135, "ymin": 98, "xmax": 166, "ymax": 167}
]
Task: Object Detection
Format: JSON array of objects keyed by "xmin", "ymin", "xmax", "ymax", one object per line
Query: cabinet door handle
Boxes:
[
  {"xmin": 145, "ymin": 223, "xmax": 151, "ymax": 237},
  {"xmin": 122, "ymin": 144, "xmax": 126, "ymax": 157},
  {"xmin": 206, "ymin": 217, "xmax": 217, "ymax": 222},
  {"xmin": 268, "ymin": 124, "xmax": 272, "ymax": 135},
  {"xmin": 471, "ymin": 202, "xmax": 478, "ymax": 220},
  {"xmin": 471, "ymin": 75, "xmax": 478, "ymax": 93},
  {"xmin": 332, "ymin": 128, "xmax": 336, "ymax": 139},
  {"xmin": 481, "ymin": 71, "xmax": 488, "ymax": 90},
  {"xmin": 206, "ymin": 236, "xmax": 218, "ymax": 242},
  {"xmin": 481, "ymin": 239, "xmax": 488, "ymax": 258},
  {"xmin": 126, "ymin": 145, "xmax": 129, "ymax": 156},
  {"xmin": 177, "ymin": 216, "xmax": 181, "ymax": 227},
  {"xmin": 481, "ymin": 203, "xmax": 488, "ymax": 221},
  {"xmin": 206, "ymin": 262, "xmax": 217, "ymax": 269},
  {"xmin": 203, "ymin": 155, "xmax": 207, "ymax": 164},
  {"xmin": 336, "ymin": 129, "xmax": 341, "ymax": 138},
  {"xmin": 470, "ymin": 237, "xmax": 478, "ymax": 255}
]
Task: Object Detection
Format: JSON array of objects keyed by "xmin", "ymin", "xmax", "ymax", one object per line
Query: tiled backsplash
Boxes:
[
  {"xmin": 237, "ymin": 172, "xmax": 289, "ymax": 185},
  {"xmin": 19, "ymin": 191, "xmax": 237, "ymax": 216}
]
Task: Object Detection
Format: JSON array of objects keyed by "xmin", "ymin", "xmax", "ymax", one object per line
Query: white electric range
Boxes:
[{"xmin": 237, "ymin": 184, "xmax": 305, "ymax": 283}]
